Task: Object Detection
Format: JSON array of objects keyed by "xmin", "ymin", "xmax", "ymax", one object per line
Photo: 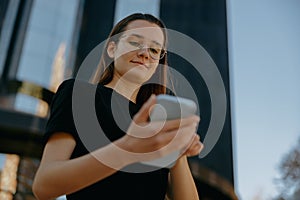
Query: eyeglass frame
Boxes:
[{"xmin": 117, "ymin": 34, "xmax": 166, "ymax": 60}]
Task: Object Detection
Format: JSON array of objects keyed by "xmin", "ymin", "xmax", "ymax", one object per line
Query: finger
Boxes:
[
  {"xmin": 159, "ymin": 115, "xmax": 200, "ymax": 132},
  {"xmin": 185, "ymin": 135, "xmax": 204, "ymax": 157},
  {"xmin": 133, "ymin": 94, "xmax": 156, "ymax": 123},
  {"xmin": 187, "ymin": 141, "xmax": 204, "ymax": 157},
  {"xmin": 187, "ymin": 134, "xmax": 200, "ymax": 151},
  {"xmin": 180, "ymin": 132, "xmax": 198, "ymax": 152},
  {"xmin": 137, "ymin": 114, "xmax": 199, "ymax": 139},
  {"xmin": 158, "ymin": 125, "xmax": 197, "ymax": 151}
]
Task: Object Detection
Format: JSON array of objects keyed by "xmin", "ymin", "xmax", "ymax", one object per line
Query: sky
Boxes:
[
  {"xmin": 1, "ymin": 1, "xmax": 300, "ymax": 200},
  {"xmin": 227, "ymin": 0, "xmax": 300, "ymax": 199}
]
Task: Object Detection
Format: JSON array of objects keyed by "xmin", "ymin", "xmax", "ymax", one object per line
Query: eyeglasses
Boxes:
[{"xmin": 119, "ymin": 35, "xmax": 166, "ymax": 60}]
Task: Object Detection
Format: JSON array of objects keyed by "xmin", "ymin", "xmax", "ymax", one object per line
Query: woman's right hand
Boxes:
[{"xmin": 115, "ymin": 94, "xmax": 201, "ymax": 164}]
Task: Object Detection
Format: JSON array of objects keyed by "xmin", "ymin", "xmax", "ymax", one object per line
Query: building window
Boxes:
[
  {"xmin": 14, "ymin": 0, "xmax": 82, "ymax": 115},
  {"xmin": 114, "ymin": 0, "xmax": 161, "ymax": 24}
]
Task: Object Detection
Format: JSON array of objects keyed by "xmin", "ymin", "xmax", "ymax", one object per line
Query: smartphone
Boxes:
[
  {"xmin": 150, "ymin": 94, "xmax": 197, "ymax": 121},
  {"xmin": 142, "ymin": 94, "xmax": 198, "ymax": 168}
]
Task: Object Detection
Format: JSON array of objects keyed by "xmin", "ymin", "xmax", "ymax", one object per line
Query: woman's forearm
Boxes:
[
  {"xmin": 168, "ymin": 156, "xmax": 200, "ymax": 200},
  {"xmin": 33, "ymin": 141, "xmax": 132, "ymax": 200}
]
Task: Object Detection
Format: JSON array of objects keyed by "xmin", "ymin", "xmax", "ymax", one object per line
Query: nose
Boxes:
[{"xmin": 137, "ymin": 47, "xmax": 150, "ymax": 59}]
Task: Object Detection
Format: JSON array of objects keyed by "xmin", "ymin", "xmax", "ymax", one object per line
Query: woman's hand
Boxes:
[
  {"xmin": 115, "ymin": 95, "xmax": 202, "ymax": 164},
  {"xmin": 182, "ymin": 133, "xmax": 204, "ymax": 157}
]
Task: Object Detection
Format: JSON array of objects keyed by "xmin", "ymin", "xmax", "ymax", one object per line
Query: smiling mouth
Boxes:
[{"xmin": 131, "ymin": 61, "xmax": 148, "ymax": 68}]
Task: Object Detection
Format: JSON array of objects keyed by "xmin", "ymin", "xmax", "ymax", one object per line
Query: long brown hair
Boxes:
[{"xmin": 91, "ymin": 13, "xmax": 172, "ymax": 105}]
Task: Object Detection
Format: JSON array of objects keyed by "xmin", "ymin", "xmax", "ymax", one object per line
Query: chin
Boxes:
[
  {"xmin": 121, "ymin": 66, "xmax": 154, "ymax": 84},
  {"xmin": 129, "ymin": 73, "xmax": 151, "ymax": 85}
]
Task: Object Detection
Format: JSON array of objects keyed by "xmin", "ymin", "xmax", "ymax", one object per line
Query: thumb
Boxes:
[{"xmin": 134, "ymin": 94, "xmax": 156, "ymax": 123}]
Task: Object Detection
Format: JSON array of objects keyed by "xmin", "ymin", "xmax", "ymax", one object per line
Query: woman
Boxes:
[{"xmin": 33, "ymin": 13, "xmax": 203, "ymax": 200}]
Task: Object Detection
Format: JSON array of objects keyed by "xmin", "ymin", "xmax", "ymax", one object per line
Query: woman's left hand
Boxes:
[{"xmin": 181, "ymin": 134, "xmax": 204, "ymax": 157}]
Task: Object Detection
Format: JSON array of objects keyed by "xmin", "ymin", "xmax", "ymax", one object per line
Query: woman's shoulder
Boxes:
[
  {"xmin": 95, "ymin": 83, "xmax": 114, "ymax": 97},
  {"xmin": 55, "ymin": 78, "xmax": 75, "ymax": 93},
  {"xmin": 56, "ymin": 78, "xmax": 93, "ymax": 89},
  {"xmin": 56, "ymin": 79, "xmax": 116, "ymax": 105},
  {"xmin": 51, "ymin": 79, "xmax": 98, "ymax": 106},
  {"xmin": 56, "ymin": 78, "xmax": 99, "ymax": 93}
]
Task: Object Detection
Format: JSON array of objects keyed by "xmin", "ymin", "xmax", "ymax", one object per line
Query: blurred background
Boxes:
[{"xmin": 0, "ymin": 0, "xmax": 299, "ymax": 200}]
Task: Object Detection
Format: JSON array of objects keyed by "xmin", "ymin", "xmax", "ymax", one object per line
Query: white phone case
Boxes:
[{"xmin": 150, "ymin": 94, "xmax": 197, "ymax": 121}]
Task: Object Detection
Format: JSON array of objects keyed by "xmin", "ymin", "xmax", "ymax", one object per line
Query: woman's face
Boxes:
[{"xmin": 107, "ymin": 20, "xmax": 165, "ymax": 85}]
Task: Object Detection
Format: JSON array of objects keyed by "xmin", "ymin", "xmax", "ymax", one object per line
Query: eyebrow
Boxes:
[{"xmin": 129, "ymin": 33, "xmax": 163, "ymax": 47}]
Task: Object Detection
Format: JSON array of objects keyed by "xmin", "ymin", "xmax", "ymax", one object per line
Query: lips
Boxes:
[{"xmin": 130, "ymin": 60, "xmax": 148, "ymax": 68}]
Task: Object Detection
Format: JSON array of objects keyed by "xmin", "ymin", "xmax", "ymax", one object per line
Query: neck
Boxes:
[{"xmin": 105, "ymin": 75, "xmax": 141, "ymax": 103}]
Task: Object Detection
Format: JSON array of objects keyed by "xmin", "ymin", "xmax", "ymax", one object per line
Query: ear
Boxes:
[{"xmin": 107, "ymin": 41, "xmax": 116, "ymax": 58}]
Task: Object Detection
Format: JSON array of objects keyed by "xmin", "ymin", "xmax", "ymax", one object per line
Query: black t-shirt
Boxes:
[{"xmin": 45, "ymin": 78, "xmax": 169, "ymax": 200}]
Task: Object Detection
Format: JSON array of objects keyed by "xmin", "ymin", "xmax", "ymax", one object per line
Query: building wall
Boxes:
[{"xmin": 159, "ymin": 0, "xmax": 235, "ymax": 198}]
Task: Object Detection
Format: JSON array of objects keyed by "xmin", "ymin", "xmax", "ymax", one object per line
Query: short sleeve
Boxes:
[{"xmin": 44, "ymin": 79, "xmax": 77, "ymax": 143}]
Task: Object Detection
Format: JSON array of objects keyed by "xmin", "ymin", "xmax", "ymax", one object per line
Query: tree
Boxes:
[{"xmin": 273, "ymin": 137, "xmax": 300, "ymax": 200}]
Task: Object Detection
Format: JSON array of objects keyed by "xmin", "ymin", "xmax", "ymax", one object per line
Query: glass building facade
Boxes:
[{"xmin": 0, "ymin": 0, "xmax": 82, "ymax": 199}]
